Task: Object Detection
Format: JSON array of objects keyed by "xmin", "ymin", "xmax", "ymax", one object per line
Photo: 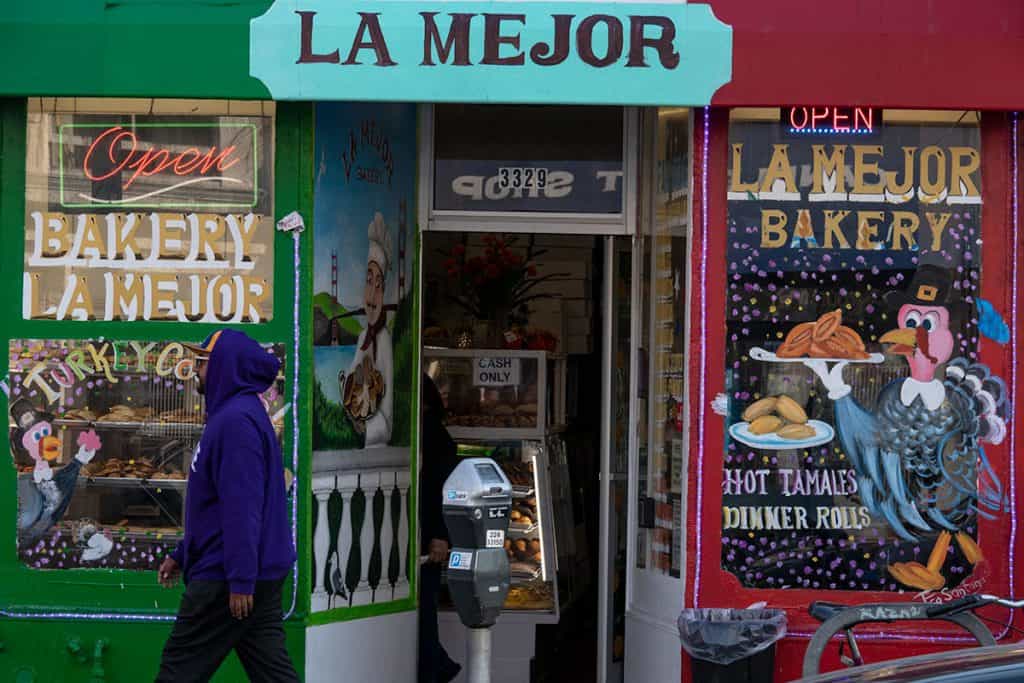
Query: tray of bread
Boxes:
[
  {"xmin": 82, "ymin": 457, "xmax": 187, "ymax": 483},
  {"xmin": 752, "ymin": 310, "xmax": 882, "ymax": 364},
  {"xmin": 57, "ymin": 406, "xmax": 204, "ymax": 427},
  {"xmin": 447, "ymin": 403, "xmax": 538, "ymax": 429},
  {"xmin": 343, "ymin": 356, "xmax": 385, "ymax": 423},
  {"xmin": 504, "ymin": 578, "xmax": 554, "ymax": 610}
]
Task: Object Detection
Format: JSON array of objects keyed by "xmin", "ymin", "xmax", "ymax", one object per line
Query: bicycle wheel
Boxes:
[{"xmin": 801, "ymin": 607, "xmax": 997, "ymax": 677}]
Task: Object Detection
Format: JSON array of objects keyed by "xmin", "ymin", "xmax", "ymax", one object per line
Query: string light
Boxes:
[
  {"xmin": 284, "ymin": 228, "xmax": 301, "ymax": 619},
  {"xmin": 694, "ymin": 105, "xmax": 710, "ymax": 607},
  {"xmin": 1008, "ymin": 110, "xmax": 1020, "ymax": 627}
]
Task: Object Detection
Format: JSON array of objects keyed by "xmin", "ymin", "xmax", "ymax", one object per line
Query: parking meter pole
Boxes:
[
  {"xmin": 466, "ymin": 627, "xmax": 492, "ymax": 683},
  {"xmin": 442, "ymin": 458, "xmax": 513, "ymax": 683}
]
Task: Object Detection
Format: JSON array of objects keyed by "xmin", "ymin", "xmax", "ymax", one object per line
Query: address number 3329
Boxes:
[{"xmin": 497, "ymin": 167, "xmax": 549, "ymax": 190}]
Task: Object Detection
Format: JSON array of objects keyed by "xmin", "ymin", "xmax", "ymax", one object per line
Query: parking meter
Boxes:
[{"xmin": 442, "ymin": 458, "xmax": 512, "ymax": 683}]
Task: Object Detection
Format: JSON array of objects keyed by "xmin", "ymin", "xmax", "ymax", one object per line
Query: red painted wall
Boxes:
[
  {"xmin": 701, "ymin": 0, "xmax": 1024, "ymax": 110},
  {"xmin": 683, "ymin": 108, "xmax": 1023, "ymax": 682}
]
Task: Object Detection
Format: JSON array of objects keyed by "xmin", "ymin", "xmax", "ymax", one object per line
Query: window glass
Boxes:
[
  {"xmin": 721, "ymin": 109, "xmax": 992, "ymax": 592},
  {"xmin": 24, "ymin": 98, "xmax": 276, "ymax": 323},
  {"xmin": 433, "ymin": 104, "xmax": 624, "ymax": 213},
  {"xmin": 637, "ymin": 107, "xmax": 689, "ymax": 576},
  {"xmin": 9, "ymin": 338, "xmax": 286, "ymax": 570}
]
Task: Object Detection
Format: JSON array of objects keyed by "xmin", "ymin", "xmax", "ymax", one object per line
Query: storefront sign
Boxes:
[
  {"xmin": 250, "ymin": 1, "xmax": 733, "ymax": 104},
  {"xmin": 23, "ymin": 113, "xmax": 275, "ymax": 323},
  {"xmin": 472, "ymin": 356, "xmax": 521, "ymax": 386},
  {"xmin": 434, "ymin": 160, "xmax": 622, "ymax": 213},
  {"xmin": 721, "ymin": 117, "xmax": 1006, "ymax": 595},
  {"xmin": 785, "ymin": 107, "xmax": 879, "ymax": 136}
]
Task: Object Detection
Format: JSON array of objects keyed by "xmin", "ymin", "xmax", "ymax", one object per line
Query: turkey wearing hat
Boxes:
[
  {"xmin": 338, "ymin": 212, "xmax": 394, "ymax": 448},
  {"xmin": 803, "ymin": 264, "xmax": 1008, "ymax": 592},
  {"xmin": 9, "ymin": 397, "xmax": 101, "ymax": 546}
]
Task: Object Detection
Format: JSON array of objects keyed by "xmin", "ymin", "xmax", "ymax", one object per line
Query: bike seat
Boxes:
[{"xmin": 809, "ymin": 601, "xmax": 849, "ymax": 623}]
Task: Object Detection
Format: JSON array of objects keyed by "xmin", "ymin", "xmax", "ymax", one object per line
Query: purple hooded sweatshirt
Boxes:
[{"xmin": 170, "ymin": 330, "xmax": 294, "ymax": 594}]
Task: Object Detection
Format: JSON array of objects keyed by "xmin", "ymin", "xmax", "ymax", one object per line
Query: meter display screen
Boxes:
[{"xmin": 474, "ymin": 464, "xmax": 503, "ymax": 485}]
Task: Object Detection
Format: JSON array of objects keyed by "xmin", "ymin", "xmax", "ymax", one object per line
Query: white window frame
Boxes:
[{"xmin": 419, "ymin": 104, "xmax": 639, "ymax": 236}]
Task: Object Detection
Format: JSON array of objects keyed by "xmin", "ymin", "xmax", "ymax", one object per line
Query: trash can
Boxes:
[{"xmin": 678, "ymin": 608, "xmax": 787, "ymax": 683}]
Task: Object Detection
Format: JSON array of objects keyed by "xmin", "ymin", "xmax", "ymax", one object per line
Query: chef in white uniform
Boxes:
[{"xmin": 343, "ymin": 213, "xmax": 393, "ymax": 447}]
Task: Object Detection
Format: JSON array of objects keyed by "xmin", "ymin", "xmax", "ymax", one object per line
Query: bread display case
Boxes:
[
  {"xmin": 423, "ymin": 349, "xmax": 566, "ymax": 441},
  {"xmin": 8, "ymin": 338, "xmax": 286, "ymax": 571},
  {"xmin": 425, "ymin": 349, "xmax": 572, "ymax": 622}
]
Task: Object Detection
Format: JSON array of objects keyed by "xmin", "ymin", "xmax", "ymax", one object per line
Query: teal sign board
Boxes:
[{"xmin": 250, "ymin": 1, "xmax": 732, "ymax": 104}]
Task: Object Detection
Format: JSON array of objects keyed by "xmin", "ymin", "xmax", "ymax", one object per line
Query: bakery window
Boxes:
[
  {"xmin": 23, "ymin": 98, "xmax": 276, "ymax": 323},
  {"xmin": 721, "ymin": 109, "xmax": 986, "ymax": 592},
  {"xmin": 9, "ymin": 338, "xmax": 286, "ymax": 570}
]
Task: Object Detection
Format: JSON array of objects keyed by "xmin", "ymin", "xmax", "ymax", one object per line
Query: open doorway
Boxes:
[{"xmin": 420, "ymin": 230, "xmax": 618, "ymax": 683}]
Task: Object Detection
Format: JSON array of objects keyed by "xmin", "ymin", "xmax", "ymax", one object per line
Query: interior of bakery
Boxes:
[
  {"xmin": 416, "ymin": 103, "xmax": 689, "ymax": 683},
  {"xmin": 421, "ymin": 230, "xmax": 610, "ymax": 683}
]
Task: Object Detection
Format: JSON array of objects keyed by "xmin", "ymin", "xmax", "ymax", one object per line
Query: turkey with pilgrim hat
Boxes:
[
  {"xmin": 338, "ymin": 212, "xmax": 394, "ymax": 447},
  {"xmin": 9, "ymin": 397, "xmax": 105, "ymax": 552},
  {"xmin": 804, "ymin": 263, "xmax": 1010, "ymax": 591}
]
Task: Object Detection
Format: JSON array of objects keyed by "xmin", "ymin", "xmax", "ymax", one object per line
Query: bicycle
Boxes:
[{"xmin": 801, "ymin": 594, "xmax": 1024, "ymax": 677}]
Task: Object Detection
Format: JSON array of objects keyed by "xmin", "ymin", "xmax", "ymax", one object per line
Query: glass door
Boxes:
[
  {"xmin": 623, "ymin": 107, "xmax": 690, "ymax": 682},
  {"xmin": 598, "ymin": 236, "xmax": 632, "ymax": 683}
]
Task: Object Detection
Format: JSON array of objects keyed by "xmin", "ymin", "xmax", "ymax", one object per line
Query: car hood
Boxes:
[{"xmin": 795, "ymin": 643, "xmax": 1024, "ymax": 683}]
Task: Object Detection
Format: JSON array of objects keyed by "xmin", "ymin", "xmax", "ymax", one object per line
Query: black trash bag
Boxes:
[{"xmin": 678, "ymin": 608, "xmax": 787, "ymax": 666}]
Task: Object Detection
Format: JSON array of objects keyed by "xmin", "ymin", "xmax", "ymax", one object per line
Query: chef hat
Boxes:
[{"xmin": 367, "ymin": 212, "xmax": 392, "ymax": 275}]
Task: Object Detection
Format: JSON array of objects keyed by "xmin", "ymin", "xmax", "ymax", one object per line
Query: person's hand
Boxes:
[
  {"xmin": 230, "ymin": 593, "xmax": 254, "ymax": 620},
  {"xmin": 158, "ymin": 556, "xmax": 180, "ymax": 588},
  {"xmin": 802, "ymin": 359, "xmax": 852, "ymax": 400},
  {"xmin": 428, "ymin": 538, "xmax": 450, "ymax": 564}
]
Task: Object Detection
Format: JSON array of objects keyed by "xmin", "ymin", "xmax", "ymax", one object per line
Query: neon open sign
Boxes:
[
  {"xmin": 59, "ymin": 123, "xmax": 259, "ymax": 209},
  {"xmin": 785, "ymin": 107, "xmax": 879, "ymax": 135}
]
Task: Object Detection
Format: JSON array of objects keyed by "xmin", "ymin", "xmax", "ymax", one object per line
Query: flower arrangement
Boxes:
[{"xmin": 441, "ymin": 234, "xmax": 565, "ymax": 329}]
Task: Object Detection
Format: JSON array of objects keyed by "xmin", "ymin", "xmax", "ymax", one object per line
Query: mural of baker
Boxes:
[
  {"xmin": 804, "ymin": 265, "xmax": 1009, "ymax": 591},
  {"xmin": 338, "ymin": 213, "xmax": 394, "ymax": 447}
]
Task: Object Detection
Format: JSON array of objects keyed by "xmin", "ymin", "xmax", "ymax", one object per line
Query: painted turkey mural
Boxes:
[{"xmin": 805, "ymin": 265, "xmax": 1009, "ymax": 592}]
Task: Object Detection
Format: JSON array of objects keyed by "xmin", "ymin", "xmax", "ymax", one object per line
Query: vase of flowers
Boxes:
[{"xmin": 442, "ymin": 234, "xmax": 565, "ymax": 347}]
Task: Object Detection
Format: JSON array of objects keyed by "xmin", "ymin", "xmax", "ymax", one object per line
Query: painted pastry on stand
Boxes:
[
  {"xmin": 9, "ymin": 398, "xmax": 101, "ymax": 547},
  {"xmin": 803, "ymin": 265, "xmax": 1010, "ymax": 591}
]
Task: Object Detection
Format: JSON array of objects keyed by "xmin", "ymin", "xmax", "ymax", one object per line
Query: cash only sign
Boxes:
[{"xmin": 249, "ymin": 1, "xmax": 733, "ymax": 104}]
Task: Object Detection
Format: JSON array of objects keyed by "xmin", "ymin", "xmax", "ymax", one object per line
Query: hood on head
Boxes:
[{"xmin": 202, "ymin": 330, "xmax": 281, "ymax": 414}]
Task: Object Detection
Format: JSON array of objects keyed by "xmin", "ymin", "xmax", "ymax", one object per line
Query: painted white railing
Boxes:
[{"xmin": 312, "ymin": 452, "xmax": 412, "ymax": 613}]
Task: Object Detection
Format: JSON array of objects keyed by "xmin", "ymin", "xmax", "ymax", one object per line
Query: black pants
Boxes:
[
  {"xmin": 156, "ymin": 579, "xmax": 300, "ymax": 683},
  {"xmin": 419, "ymin": 562, "xmax": 459, "ymax": 683}
]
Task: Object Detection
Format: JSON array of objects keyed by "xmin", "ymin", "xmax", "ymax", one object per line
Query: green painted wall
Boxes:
[
  {"xmin": 0, "ymin": 2, "xmax": 270, "ymax": 99},
  {"xmin": 0, "ymin": 620, "xmax": 304, "ymax": 682},
  {"xmin": 0, "ymin": 97, "xmax": 316, "ymax": 679}
]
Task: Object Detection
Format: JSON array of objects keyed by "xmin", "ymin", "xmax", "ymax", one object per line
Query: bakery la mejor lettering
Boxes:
[
  {"xmin": 297, "ymin": 9, "xmax": 680, "ymax": 70},
  {"xmin": 730, "ymin": 142, "xmax": 982, "ymax": 251},
  {"xmin": 24, "ymin": 211, "xmax": 269, "ymax": 323}
]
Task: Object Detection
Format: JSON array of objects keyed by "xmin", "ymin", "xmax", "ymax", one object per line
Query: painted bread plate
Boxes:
[
  {"xmin": 750, "ymin": 347, "xmax": 884, "ymax": 364},
  {"xmin": 729, "ymin": 419, "xmax": 835, "ymax": 450}
]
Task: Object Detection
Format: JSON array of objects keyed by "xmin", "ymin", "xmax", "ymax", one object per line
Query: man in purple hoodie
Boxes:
[{"xmin": 155, "ymin": 329, "xmax": 298, "ymax": 682}]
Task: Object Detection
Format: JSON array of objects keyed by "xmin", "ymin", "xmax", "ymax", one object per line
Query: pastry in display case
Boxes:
[
  {"xmin": 453, "ymin": 441, "xmax": 559, "ymax": 615},
  {"xmin": 8, "ymin": 339, "xmax": 286, "ymax": 571}
]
